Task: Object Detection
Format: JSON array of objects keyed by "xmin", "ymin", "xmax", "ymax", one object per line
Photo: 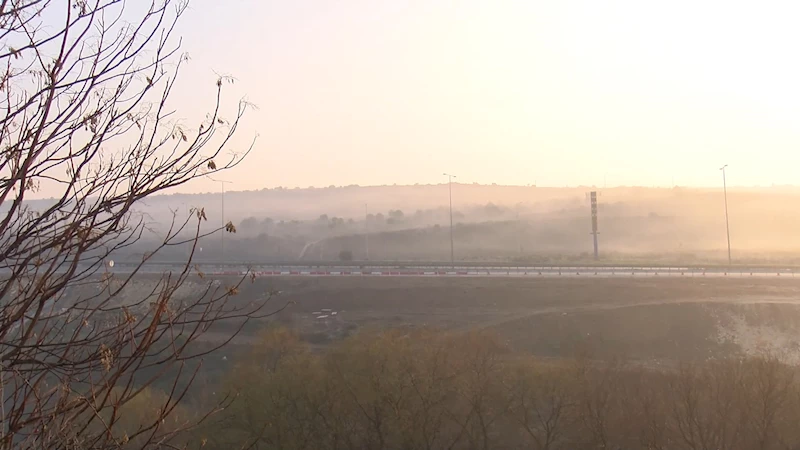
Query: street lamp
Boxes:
[
  {"xmin": 443, "ymin": 173, "xmax": 456, "ymax": 266},
  {"xmin": 720, "ymin": 165, "xmax": 731, "ymax": 265},
  {"xmin": 364, "ymin": 203, "xmax": 369, "ymax": 261},
  {"xmin": 208, "ymin": 176, "xmax": 233, "ymax": 263}
]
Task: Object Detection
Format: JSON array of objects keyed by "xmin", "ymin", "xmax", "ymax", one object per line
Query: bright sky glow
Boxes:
[{"xmin": 163, "ymin": 1, "xmax": 800, "ymax": 191}]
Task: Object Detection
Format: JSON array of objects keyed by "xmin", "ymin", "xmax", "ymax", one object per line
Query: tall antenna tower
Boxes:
[{"xmin": 590, "ymin": 191, "xmax": 599, "ymax": 260}]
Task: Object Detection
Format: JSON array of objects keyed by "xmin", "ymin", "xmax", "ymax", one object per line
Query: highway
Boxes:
[{"xmin": 109, "ymin": 262, "xmax": 800, "ymax": 279}]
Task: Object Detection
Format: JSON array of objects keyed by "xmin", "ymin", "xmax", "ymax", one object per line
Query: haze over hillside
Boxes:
[{"xmin": 70, "ymin": 183, "xmax": 800, "ymax": 264}]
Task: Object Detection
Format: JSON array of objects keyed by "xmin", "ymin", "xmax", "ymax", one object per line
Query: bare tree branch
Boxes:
[{"xmin": 0, "ymin": 1, "xmax": 279, "ymax": 448}]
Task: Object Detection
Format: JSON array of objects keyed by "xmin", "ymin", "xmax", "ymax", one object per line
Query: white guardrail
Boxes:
[{"xmin": 189, "ymin": 266, "xmax": 800, "ymax": 279}]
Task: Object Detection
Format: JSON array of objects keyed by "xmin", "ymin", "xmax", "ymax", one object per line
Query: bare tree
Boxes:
[
  {"xmin": 0, "ymin": 1, "xmax": 283, "ymax": 448},
  {"xmin": 629, "ymin": 370, "xmax": 673, "ymax": 450},
  {"xmin": 505, "ymin": 361, "xmax": 574, "ymax": 450},
  {"xmin": 669, "ymin": 360, "xmax": 749, "ymax": 450},
  {"xmin": 450, "ymin": 331, "xmax": 509, "ymax": 450},
  {"xmin": 739, "ymin": 356, "xmax": 795, "ymax": 450}
]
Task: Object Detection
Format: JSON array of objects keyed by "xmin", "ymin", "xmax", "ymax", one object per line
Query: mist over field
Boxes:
[
  {"xmin": 10, "ymin": 0, "xmax": 800, "ymax": 448},
  {"xmin": 75, "ymin": 183, "xmax": 800, "ymax": 264}
]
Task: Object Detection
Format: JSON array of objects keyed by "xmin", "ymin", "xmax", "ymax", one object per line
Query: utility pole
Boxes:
[
  {"xmin": 589, "ymin": 191, "xmax": 599, "ymax": 260},
  {"xmin": 364, "ymin": 204, "xmax": 369, "ymax": 260},
  {"xmin": 516, "ymin": 207, "xmax": 521, "ymax": 254},
  {"xmin": 720, "ymin": 165, "xmax": 732, "ymax": 265},
  {"xmin": 443, "ymin": 173, "xmax": 456, "ymax": 267},
  {"xmin": 209, "ymin": 177, "xmax": 233, "ymax": 263}
]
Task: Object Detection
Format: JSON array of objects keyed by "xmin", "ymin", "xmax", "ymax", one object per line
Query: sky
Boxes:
[{"xmin": 156, "ymin": 1, "xmax": 800, "ymax": 191}]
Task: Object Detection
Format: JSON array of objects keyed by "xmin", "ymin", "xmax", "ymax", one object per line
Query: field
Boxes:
[
  {"xmin": 157, "ymin": 276, "xmax": 800, "ymax": 364},
  {"xmin": 69, "ymin": 274, "xmax": 800, "ymax": 448}
]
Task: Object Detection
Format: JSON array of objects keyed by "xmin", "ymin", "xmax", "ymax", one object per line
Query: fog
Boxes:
[{"xmin": 94, "ymin": 183, "xmax": 800, "ymax": 264}]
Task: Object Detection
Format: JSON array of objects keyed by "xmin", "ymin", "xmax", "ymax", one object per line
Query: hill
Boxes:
[{"xmin": 81, "ymin": 183, "xmax": 800, "ymax": 264}]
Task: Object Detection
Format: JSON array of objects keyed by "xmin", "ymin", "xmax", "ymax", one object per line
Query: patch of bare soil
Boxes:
[{"xmin": 77, "ymin": 275, "xmax": 800, "ymax": 361}]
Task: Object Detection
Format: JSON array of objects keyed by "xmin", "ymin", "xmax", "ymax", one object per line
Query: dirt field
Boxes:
[
  {"xmin": 194, "ymin": 276, "xmax": 800, "ymax": 363},
  {"xmin": 88, "ymin": 275, "xmax": 800, "ymax": 363}
]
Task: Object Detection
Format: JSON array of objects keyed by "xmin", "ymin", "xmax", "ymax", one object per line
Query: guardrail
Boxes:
[
  {"xmin": 113, "ymin": 260, "xmax": 800, "ymax": 271},
  {"xmin": 169, "ymin": 265, "xmax": 800, "ymax": 278}
]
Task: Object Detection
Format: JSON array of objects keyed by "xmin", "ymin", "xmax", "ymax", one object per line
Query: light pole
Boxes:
[
  {"xmin": 364, "ymin": 203, "xmax": 370, "ymax": 261},
  {"xmin": 208, "ymin": 177, "xmax": 233, "ymax": 263},
  {"xmin": 720, "ymin": 165, "xmax": 731, "ymax": 265},
  {"xmin": 443, "ymin": 173, "xmax": 456, "ymax": 266},
  {"xmin": 515, "ymin": 202, "xmax": 523, "ymax": 254}
]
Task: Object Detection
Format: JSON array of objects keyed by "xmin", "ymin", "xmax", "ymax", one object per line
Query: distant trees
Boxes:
[
  {"xmin": 0, "ymin": 1, "xmax": 283, "ymax": 448},
  {"xmin": 484, "ymin": 202, "xmax": 505, "ymax": 217},
  {"xmin": 329, "ymin": 217, "xmax": 345, "ymax": 229},
  {"xmin": 312, "ymin": 214, "xmax": 347, "ymax": 230},
  {"xmin": 238, "ymin": 217, "xmax": 278, "ymax": 235},
  {"xmin": 239, "ymin": 216, "xmax": 260, "ymax": 232},
  {"xmin": 387, "ymin": 210, "xmax": 405, "ymax": 225},
  {"xmin": 192, "ymin": 329, "xmax": 800, "ymax": 450},
  {"xmin": 200, "ymin": 330, "xmax": 512, "ymax": 449}
]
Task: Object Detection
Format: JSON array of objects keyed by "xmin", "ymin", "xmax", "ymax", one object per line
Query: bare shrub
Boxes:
[
  {"xmin": 199, "ymin": 328, "xmax": 800, "ymax": 450},
  {"xmin": 668, "ymin": 360, "xmax": 750, "ymax": 450},
  {"xmin": 0, "ymin": 1, "xmax": 285, "ymax": 448},
  {"xmin": 505, "ymin": 359, "xmax": 576, "ymax": 450}
]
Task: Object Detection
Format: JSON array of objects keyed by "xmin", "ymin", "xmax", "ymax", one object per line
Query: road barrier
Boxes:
[{"xmin": 196, "ymin": 266, "xmax": 800, "ymax": 279}]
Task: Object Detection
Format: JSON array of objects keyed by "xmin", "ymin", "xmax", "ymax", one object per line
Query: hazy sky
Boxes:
[{"xmin": 167, "ymin": 1, "xmax": 800, "ymax": 192}]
